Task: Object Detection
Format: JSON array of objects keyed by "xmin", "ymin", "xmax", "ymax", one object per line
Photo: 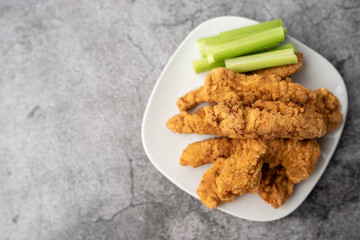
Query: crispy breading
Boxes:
[
  {"xmin": 185, "ymin": 136, "xmax": 319, "ymax": 209},
  {"xmin": 204, "ymin": 99, "xmax": 327, "ymax": 140},
  {"xmin": 169, "ymin": 99, "xmax": 327, "ymax": 140},
  {"xmin": 279, "ymin": 139, "xmax": 320, "ymax": 183},
  {"xmin": 197, "ymin": 139, "xmax": 266, "ymax": 208},
  {"xmin": 215, "ymin": 139, "xmax": 266, "ymax": 199},
  {"xmin": 181, "ymin": 137, "xmax": 320, "ymax": 184},
  {"xmin": 204, "ymin": 67, "xmax": 315, "ymax": 106},
  {"xmin": 307, "ymin": 88, "xmax": 343, "ymax": 132},
  {"xmin": 197, "ymin": 157, "xmax": 237, "ymax": 209},
  {"xmin": 180, "ymin": 138, "xmax": 235, "ymax": 167},
  {"xmin": 258, "ymin": 164, "xmax": 294, "ymax": 208},
  {"xmin": 166, "ymin": 108, "xmax": 224, "ymax": 136},
  {"xmin": 176, "ymin": 66, "xmax": 343, "ymax": 133}
]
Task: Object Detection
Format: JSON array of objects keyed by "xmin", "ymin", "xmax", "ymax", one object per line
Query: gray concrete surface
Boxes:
[{"xmin": 1, "ymin": 0, "xmax": 359, "ymax": 239}]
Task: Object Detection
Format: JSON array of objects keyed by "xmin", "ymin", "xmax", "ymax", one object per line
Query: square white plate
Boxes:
[{"xmin": 141, "ymin": 16, "xmax": 348, "ymax": 221}]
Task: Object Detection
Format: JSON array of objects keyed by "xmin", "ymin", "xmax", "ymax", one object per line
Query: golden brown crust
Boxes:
[
  {"xmin": 180, "ymin": 138, "xmax": 234, "ymax": 167},
  {"xmin": 204, "ymin": 99, "xmax": 327, "ymax": 140},
  {"xmin": 280, "ymin": 139, "xmax": 320, "ymax": 183},
  {"xmin": 307, "ymin": 88, "xmax": 343, "ymax": 132},
  {"xmin": 197, "ymin": 158, "xmax": 236, "ymax": 209},
  {"xmin": 196, "ymin": 139, "xmax": 267, "ymax": 208},
  {"xmin": 215, "ymin": 140, "xmax": 267, "ymax": 199},
  {"xmin": 204, "ymin": 67, "xmax": 315, "ymax": 107},
  {"xmin": 181, "ymin": 137, "xmax": 321, "ymax": 183},
  {"xmin": 166, "ymin": 108, "xmax": 224, "ymax": 136},
  {"xmin": 258, "ymin": 164, "xmax": 294, "ymax": 208},
  {"xmin": 185, "ymin": 137, "xmax": 320, "ymax": 208}
]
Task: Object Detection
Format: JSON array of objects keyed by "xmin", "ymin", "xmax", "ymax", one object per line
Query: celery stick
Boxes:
[
  {"xmin": 251, "ymin": 43, "xmax": 296, "ymax": 55},
  {"xmin": 225, "ymin": 49, "xmax": 297, "ymax": 73},
  {"xmin": 197, "ymin": 36, "xmax": 220, "ymax": 57},
  {"xmin": 192, "ymin": 58, "xmax": 225, "ymax": 73},
  {"xmin": 198, "ymin": 29, "xmax": 277, "ymax": 57},
  {"xmin": 248, "ymin": 42, "xmax": 280, "ymax": 54},
  {"xmin": 268, "ymin": 43, "xmax": 296, "ymax": 53},
  {"xmin": 206, "ymin": 26, "xmax": 285, "ymax": 63},
  {"xmin": 220, "ymin": 19, "xmax": 283, "ymax": 38}
]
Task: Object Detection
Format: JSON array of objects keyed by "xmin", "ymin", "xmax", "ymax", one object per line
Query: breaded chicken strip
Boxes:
[
  {"xmin": 177, "ymin": 54, "xmax": 307, "ymax": 112},
  {"xmin": 197, "ymin": 139, "xmax": 266, "ymax": 208},
  {"xmin": 277, "ymin": 139, "xmax": 320, "ymax": 183},
  {"xmin": 205, "ymin": 99, "xmax": 327, "ymax": 140},
  {"xmin": 308, "ymin": 88, "xmax": 343, "ymax": 132},
  {"xmin": 180, "ymin": 138, "xmax": 234, "ymax": 167},
  {"xmin": 168, "ymin": 99, "xmax": 327, "ymax": 140},
  {"xmin": 258, "ymin": 164, "xmax": 294, "ymax": 208},
  {"xmin": 166, "ymin": 108, "xmax": 225, "ymax": 136},
  {"xmin": 197, "ymin": 157, "xmax": 237, "ymax": 209},
  {"xmin": 203, "ymin": 67, "xmax": 315, "ymax": 106},
  {"xmin": 181, "ymin": 137, "xmax": 320, "ymax": 183},
  {"xmin": 178, "ymin": 67, "xmax": 342, "ymax": 132},
  {"xmin": 215, "ymin": 139, "xmax": 266, "ymax": 199}
]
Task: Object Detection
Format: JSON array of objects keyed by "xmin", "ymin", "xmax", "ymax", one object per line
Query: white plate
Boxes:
[{"xmin": 141, "ymin": 16, "xmax": 348, "ymax": 222}]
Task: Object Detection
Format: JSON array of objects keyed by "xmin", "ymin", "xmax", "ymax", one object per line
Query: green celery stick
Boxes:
[
  {"xmin": 192, "ymin": 58, "xmax": 225, "ymax": 73},
  {"xmin": 268, "ymin": 43, "xmax": 296, "ymax": 52},
  {"xmin": 197, "ymin": 35, "xmax": 220, "ymax": 57},
  {"xmin": 220, "ymin": 19, "xmax": 283, "ymax": 38},
  {"xmin": 192, "ymin": 42, "xmax": 279, "ymax": 73},
  {"xmin": 249, "ymin": 42, "xmax": 280, "ymax": 54},
  {"xmin": 197, "ymin": 27, "xmax": 286, "ymax": 57},
  {"xmin": 225, "ymin": 49, "xmax": 298, "ymax": 73},
  {"xmin": 251, "ymin": 43, "xmax": 296, "ymax": 55},
  {"xmin": 198, "ymin": 30, "xmax": 275, "ymax": 57},
  {"xmin": 206, "ymin": 26, "xmax": 285, "ymax": 63}
]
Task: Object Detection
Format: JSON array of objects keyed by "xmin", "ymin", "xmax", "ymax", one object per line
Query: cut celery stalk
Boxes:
[
  {"xmin": 247, "ymin": 42, "xmax": 280, "ymax": 55},
  {"xmin": 206, "ymin": 26, "xmax": 285, "ymax": 63},
  {"xmin": 220, "ymin": 19, "xmax": 283, "ymax": 38},
  {"xmin": 225, "ymin": 49, "xmax": 298, "ymax": 73},
  {"xmin": 197, "ymin": 27, "xmax": 286, "ymax": 57},
  {"xmin": 192, "ymin": 58, "xmax": 225, "ymax": 73},
  {"xmin": 198, "ymin": 29, "xmax": 280, "ymax": 57},
  {"xmin": 193, "ymin": 41, "xmax": 281, "ymax": 73},
  {"xmin": 197, "ymin": 35, "xmax": 220, "ymax": 57},
  {"xmin": 252, "ymin": 43, "xmax": 296, "ymax": 55},
  {"xmin": 268, "ymin": 43, "xmax": 296, "ymax": 53}
]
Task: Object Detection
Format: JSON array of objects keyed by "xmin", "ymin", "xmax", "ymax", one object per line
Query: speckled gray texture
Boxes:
[{"xmin": 0, "ymin": 0, "xmax": 359, "ymax": 239}]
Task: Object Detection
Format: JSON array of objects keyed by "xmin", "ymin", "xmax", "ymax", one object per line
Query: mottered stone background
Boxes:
[{"xmin": 1, "ymin": 0, "xmax": 359, "ymax": 239}]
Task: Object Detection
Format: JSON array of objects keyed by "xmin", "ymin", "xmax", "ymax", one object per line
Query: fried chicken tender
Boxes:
[
  {"xmin": 197, "ymin": 157, "xmax": 237, "ymax": 209},
  {"xmin": 215, "ymin": 139, "xmax": 266, "ymax": 199},
  {"xmin": 181, "ymin": 137, "xmax": 320, "ymax": 183},
  {"xmin": 197, "ymin": 139, "xmax": 266, "ymax": 208},
  {"xmin": 204, "ymin": 67, "xmax": 315, "ymax": 105},
  {"xmin": 258, "ymin": 164, "xmax": 294, "ymax": 208},
  {"xmin": 308, "ymin": 88, "xmax": 343, "ymax": 132},
  {"xmin": 168, "ymin": 99, "xmax": 327, "ymax": 140},
  {"xmin": 166, "ymin": 108, "xmax": 227, "ymax": 136},
  {"xmin": 205, "ymin": 99, "xmax": 327, "ymax": 140},
  {"xmin": 177, "ymin": 53, "xmax": 304, "ymax": 111},
  {"xmin": 177, "ymin": 66, "xmax": 343, "ymax": 133},
  {"xmin": 277, "ymin": 139, "xmax": 320, "ymax": 183},
  {"xmin": 180, "ymin": 138, "xmax": 234, "ymax": 167}
]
